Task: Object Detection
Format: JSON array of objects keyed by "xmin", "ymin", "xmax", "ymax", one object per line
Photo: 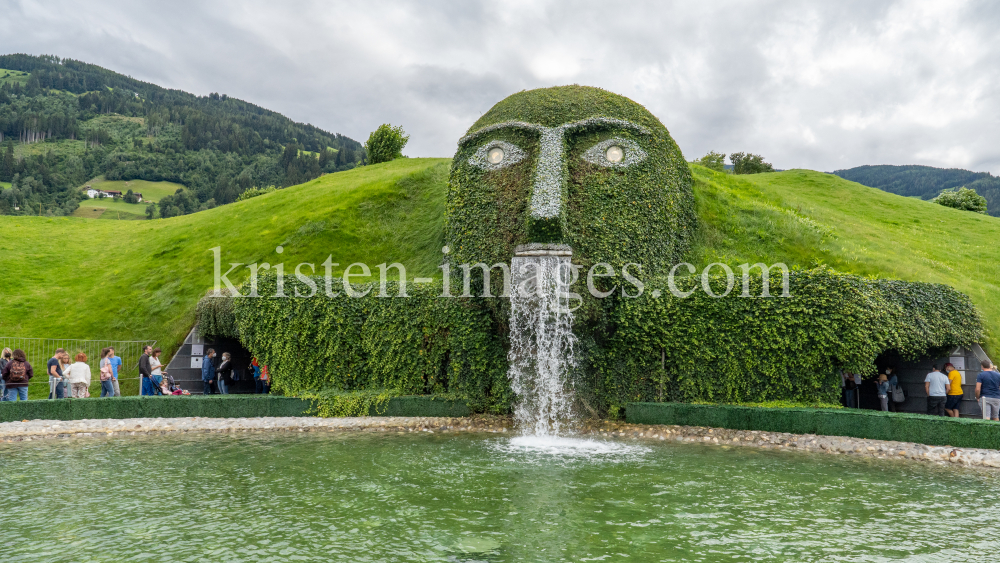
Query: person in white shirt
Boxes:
[
  {"xmin": 924, "ymin": 365, "xmax": 951, "ymax": 416},
  {"xmin": 63, "ymin": 352, "xmax": 92, "ymax": 398},
  {"xmin": 150, "ymin": 348, "xmax": 166, "ymax": 388}
]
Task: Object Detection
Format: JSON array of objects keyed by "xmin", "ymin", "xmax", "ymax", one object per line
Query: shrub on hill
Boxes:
[
  {"xmin": 932, "ymin": 187, "xmax": 988, "ymax": 214},
  {"xmin": 235, "ymin": 185, "xmax": 278, "ymax": 202},
  {"xmin": 729, "ymin": 152, "xmax": 774, "ymax": 174},
  {"xmin": 364, "ymin": 124, "xmax": 409, "ymax": 165},
  {"xmin": 694, "ymin": 151, "xmax": 726, "ymax": 172}
]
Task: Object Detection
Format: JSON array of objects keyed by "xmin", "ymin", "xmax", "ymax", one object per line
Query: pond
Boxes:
[{"xmin": 0, "ymin": 432, "xmax": 995, "ymax": 562}]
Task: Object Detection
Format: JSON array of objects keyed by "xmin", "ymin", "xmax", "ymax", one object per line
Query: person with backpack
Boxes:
[
  {"xmin": 975, "ymin": 360, "xmax": 1000, "ymax": 421},
  {"xmin": 2, "ymin": 349, "xmax": 33, "ymax": 401},
  {"xmin": 99, "ymin": 348, "xmax": 116, "ymax": 398},
  {"xmin": 0, "ymin": 347, "xmax": 12, "ymax": 401}
]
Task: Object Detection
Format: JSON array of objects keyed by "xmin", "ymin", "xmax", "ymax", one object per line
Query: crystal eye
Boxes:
[
  {"xmin": 582, "ymin": 137, "xmax": 647, "ymax": 168},
  {"xmin": 469, "ymin": 140, "xmax": 527, "ymax": 170},
  {"xmin": 605, "ymin": 146, "xmax": 623, "ymax": 163}
]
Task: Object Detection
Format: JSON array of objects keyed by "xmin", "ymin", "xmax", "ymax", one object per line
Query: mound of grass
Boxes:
[
  {"xmin": 0, "ymin": 158, "xmax": 449, "ymax": 354},
  {"xmin": 687, "ymin": 165, "xmax": 999, "ymax": 353}
]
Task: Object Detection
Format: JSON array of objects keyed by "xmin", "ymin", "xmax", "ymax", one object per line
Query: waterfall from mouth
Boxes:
[{"xmin": 507, "ymin": 245, "xmax": 577, "ymax": 436}]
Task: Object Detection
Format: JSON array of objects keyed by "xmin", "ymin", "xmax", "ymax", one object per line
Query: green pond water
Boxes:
[{"xmin": 0, "ymin": 432, "xmax": 996, "ymax": 562}]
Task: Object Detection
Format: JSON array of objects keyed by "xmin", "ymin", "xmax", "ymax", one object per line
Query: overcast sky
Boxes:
[{"xmin": 3, "ymin": 0, "xmax": 999, "ymax": 173}]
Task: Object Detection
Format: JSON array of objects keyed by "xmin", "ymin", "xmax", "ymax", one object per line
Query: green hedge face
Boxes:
[{"xmin": 446, "ymin": 86, "xmax": 695, "ymax": 276}]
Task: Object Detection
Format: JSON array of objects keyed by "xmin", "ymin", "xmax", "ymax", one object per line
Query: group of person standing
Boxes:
[
  {"xmin": 923, "ymin": 360, "xmax": 1000, "ymax": 419},
  {"xmin": 0, "ymin": 346, "xmax": 125, "ymax": 401},
  {"xmin": 843, "ymin": 360, "xmax": 1000, "ymax": 421},
  {"xmin": 199, "ymin": 349, "xmax": 269, "ymax": 395}
]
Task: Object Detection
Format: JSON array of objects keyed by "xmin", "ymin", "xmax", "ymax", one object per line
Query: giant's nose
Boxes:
[{"xmin": 527, "ymin": 127, "xmax": 566, "ymax": 242}]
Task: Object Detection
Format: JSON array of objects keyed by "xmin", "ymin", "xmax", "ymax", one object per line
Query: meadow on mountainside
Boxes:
[{"xmin": 0, "ymin": 54, "xmax": 365, "ymax": 218}]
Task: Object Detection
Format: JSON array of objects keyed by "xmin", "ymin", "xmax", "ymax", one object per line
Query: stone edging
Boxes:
[{"xmin": 2, "ymin": 416, "xmax": 999, "ymax": 469}]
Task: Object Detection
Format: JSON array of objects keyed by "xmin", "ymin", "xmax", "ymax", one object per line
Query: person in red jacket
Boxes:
[{"xmin": 2, "ymin": 349, "xmax": 34, "ymax": 402}]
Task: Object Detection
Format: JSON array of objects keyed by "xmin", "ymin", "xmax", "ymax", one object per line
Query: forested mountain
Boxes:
[
  {"xmin": 0, "ymin": 54, "xmax": 364, "ymax": 217},
  {"xmin": 833, "ymin": 164, "xmax": 1000, "ymax": 217}
]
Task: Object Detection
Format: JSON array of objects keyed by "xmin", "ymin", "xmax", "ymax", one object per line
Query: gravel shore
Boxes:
[{"xmin": 3, "ymin": 416, "xmax": 999, "ymax": 469}]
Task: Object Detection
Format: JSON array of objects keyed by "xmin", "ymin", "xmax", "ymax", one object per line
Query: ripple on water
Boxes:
[{"xmin": 495, "ymin": 434, "xmax": 650, "ymax": 461}]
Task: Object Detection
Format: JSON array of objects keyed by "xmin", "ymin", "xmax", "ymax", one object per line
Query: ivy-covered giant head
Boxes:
[{"xmin": 446, "ymin": 85, "xmax": 695, "ymax": 275}]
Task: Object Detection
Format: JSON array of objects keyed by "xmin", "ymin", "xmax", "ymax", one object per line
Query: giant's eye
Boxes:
[
  {"xmin": 582, "ymin": 138, "xmax": 646, "ymax": 168},
  {"xmin": 469, "ymin": 140, "xmax": 527, "ymax": 170}
]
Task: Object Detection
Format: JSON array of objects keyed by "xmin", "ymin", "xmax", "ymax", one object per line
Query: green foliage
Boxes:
[
  {"xmin": 235, "ymin": 185, "xmax": 278, "ymax": 202},
  {"xmin": 196, "ymin": 294, "xmax": 239, "ymax": 338},
  {"xmin": 300, "ymin": 388, "xmax": 397, "ymax": 417},
  {"xmin": 592, "ymin": 268, "xmax": 983, "ymax": 414},
  {"xmin": 834, "ymin": 164, "xmax": 1000, "ymax": 216},
  {"xmin": 626, "ymin": 402, "xmax": 1000, "ymax": 450},
  {"xmin": 232, "ymin": 276, "xmax": 510, "ymax": 413},
  {"xmin": 365, "ymin": 124, "xmax": 409, "ymax": 165},
  {"xmin": 694, "ymin": 150, "xmax": 726, "ymax": 172},
  {"xmin": 0, "ymin": 395, "xmax": 313, "ymax": 423},
  {"xmin": 932, "ymin": 186, "xmax": 988, "ymax": 214},
  {"xmin": 729, "ymin": 152, "xmax": 774, "ymax": 174}
]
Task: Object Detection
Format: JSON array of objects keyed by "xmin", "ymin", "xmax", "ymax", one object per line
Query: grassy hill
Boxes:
[
  {"xmin": 0, "ymin": 158, "xmax": 448, "ymax": 351},
  {"xmin": 688, "ymin": 165, "xmax": 999, "ymax": 352},
  {"xmin": 1, "ymin": 159, "xmax": 996, "ymax": 364}
]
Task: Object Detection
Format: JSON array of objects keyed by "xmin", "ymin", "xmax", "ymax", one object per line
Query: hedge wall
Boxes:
[
  {"xmin": 232, "ymin": 276, "xmax": 510, "ymax": 413},
  {"xmin": 592, "ymin": 268, "xmax": 983, "ymax": 415},
  {"xmin": 627, "ymin": 402, "xmax": 1000, "ymax": 450},
  {"xmin": 0, "ymin": 395, "xmax": 312, "ymax": 423},
  {"xmin": 214, "ymin": 267, "xmax": 982, "ymax": 419},
  {"xmin": 0, "ymin": 395, "xmax": 472, "ymax": 422}
]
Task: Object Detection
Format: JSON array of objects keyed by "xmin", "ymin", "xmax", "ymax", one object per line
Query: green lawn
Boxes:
[
  {"xmin": 1, "ymin": 158, "xmax": 996, "ymax": 364},
  {"xmin": 0, "ymin": 181, "xmax": 11, "ymax": 189},
  {"xmin": 688, "ymin": 165, "xmax": 1000, "ymax": 352},
  {"xmin": 0, "ymin": 158, "xmax": 449, "ymax": 355}
]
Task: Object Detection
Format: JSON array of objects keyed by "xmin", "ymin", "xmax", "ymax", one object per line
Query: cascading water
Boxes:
[{"xmin": 507, "ymin": 245, "xmax": 578, "ymax": 437}]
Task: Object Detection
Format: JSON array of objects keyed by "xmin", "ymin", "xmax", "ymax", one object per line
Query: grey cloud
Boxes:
[{"xmin": 2, "ymin": 0, "xmax": 999, "ymax": 173}]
